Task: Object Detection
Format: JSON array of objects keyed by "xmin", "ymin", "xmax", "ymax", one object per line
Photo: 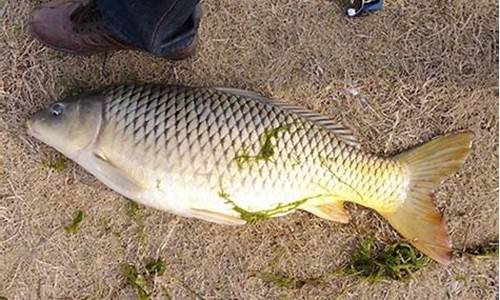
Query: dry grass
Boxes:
[{"xmin": 0, "ymin": 0, "xmax": 498, "ymax": 299}]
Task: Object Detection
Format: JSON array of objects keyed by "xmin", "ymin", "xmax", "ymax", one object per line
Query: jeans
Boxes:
[{"xmin": 96, "ymin": 0, "xmax": 201, "ymax": 55}]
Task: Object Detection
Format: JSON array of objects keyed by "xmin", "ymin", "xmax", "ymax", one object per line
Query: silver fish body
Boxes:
[
  {"xmin": 28, "ymin": 83, "xmax": 472, "ymax": 264},
  {"xmin": 89, "ymin": 84, "xmax": 375, "ymax": 223}
]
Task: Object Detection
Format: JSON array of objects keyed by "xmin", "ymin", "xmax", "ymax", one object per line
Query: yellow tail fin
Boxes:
[{"xmin": 382, "ymin": 132, "xmax": 473, "ymax": 264}]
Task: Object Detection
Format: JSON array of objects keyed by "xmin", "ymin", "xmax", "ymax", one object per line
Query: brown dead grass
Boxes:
[{"xmin": 0, "ymin": 0, "xmax": 498, "ymax": 299}]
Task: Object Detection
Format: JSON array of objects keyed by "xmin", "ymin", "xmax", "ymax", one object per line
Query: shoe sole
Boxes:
[{"xmin": 29, "ymin": 23, "xmax": 197, "ymax": 60}]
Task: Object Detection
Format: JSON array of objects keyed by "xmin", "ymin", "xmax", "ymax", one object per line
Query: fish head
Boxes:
[{"xmin": 27, "ymin": 93, "xmax": 103, "ymax": 159}]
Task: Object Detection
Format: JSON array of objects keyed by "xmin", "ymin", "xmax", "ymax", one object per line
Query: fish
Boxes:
[{"xmin": 27, "ymin": 84, "xmax": 472, "ymax": 264}]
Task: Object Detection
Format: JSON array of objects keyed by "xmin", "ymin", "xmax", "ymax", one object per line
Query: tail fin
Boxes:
[{"xmin": 382, "ymin": 132, "xmax": 473, "ymax": 264}]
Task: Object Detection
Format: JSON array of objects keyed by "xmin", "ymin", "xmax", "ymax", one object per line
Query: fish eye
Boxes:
[{"xmin": 51, "ymin": 103, "xmax": 64, "ymax": 117}]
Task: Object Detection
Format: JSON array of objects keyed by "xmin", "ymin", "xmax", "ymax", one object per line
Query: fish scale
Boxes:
[{"xmin": 102, "ymin": 86, "xmax": 336, "ymax": 207}]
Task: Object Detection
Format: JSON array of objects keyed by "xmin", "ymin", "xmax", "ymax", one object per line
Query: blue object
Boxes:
[
  {"xmin": 346, "ymin": 0, "xmax": 384, "ymax": 17},
  {"xmin": 96, "ymin": 0, "xmax": 201, "ymax": 56}
]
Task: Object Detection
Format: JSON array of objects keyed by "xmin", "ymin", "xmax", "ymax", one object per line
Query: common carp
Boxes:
[{"xmin": 27, "ymin": 84, "xmax": 472, "ymax": 264}]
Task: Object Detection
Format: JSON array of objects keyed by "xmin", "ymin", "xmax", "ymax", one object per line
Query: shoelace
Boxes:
[
  {"xmin": 71, "ymin": 1, "xmax": 129, "ymax": 48},
  {"xmin": 71, "ymin": 1, "xmax": 103, "ymax": 34}
]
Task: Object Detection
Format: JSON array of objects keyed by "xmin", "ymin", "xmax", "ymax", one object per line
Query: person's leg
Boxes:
[
  {"xmin": 30, "ymin": 0, "xmax": 201, "ymax": 59},
  {"xmin": 96, "ymin": 0, "xmax": 201, "ymax": 56}
]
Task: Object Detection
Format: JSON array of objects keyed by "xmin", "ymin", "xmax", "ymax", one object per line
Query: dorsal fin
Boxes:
[{"xmin": 214, "ymin": 87, "xmax": 360, "ymax": 148}]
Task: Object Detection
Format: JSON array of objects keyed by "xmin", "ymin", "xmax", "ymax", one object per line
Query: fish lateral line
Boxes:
[{"xmin": 318, "ymin": 155, "xmax": 366, "ymax": 204}]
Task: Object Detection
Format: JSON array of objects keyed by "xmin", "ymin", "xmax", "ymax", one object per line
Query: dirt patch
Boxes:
[{"xmin": 0, "ymin": 0, "xmax": 498, "ymax": 299}]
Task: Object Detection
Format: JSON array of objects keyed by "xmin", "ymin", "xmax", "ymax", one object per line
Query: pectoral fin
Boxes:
[
  {"xmin": 302, "ymin": 201, "xmax": 350, "ymax": 224},
  {"xmin": 90, "ymin": 152, "xmax": 145, "ymax": 196},
  {"xmin": 191, "ymin": 208, "xmax": 246, "ymax": 225}
]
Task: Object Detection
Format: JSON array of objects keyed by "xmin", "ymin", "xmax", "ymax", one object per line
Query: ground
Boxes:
[{"xmin": 0, "ymin": 0, "xmax": 498, "ymax": 299}]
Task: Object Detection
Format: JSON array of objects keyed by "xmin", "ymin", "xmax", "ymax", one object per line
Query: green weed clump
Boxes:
[
  {"xmin": 41, "ymin": 155, "xmax": 68, "ymax": 172},
  {"xmin": 126, "ymin": 201, "xmax": 141, "ymax": 219},
  {"xmin": 145, "ymin": 258, "xmax": 167, "ymax": 275},
  {"xmin": 121, "ymin": 264, "xmax": 150, "ymax": 300},
  {"xmin": 63, "ymin": 210, "xmax": 84, "ymax": 234},
  {"xmin": 459, "ymin": 241, "xmax": 499, "ymax": 260},
  {"xmin": 120, "ymin": 258, "xmax": 167, "ymax": 300},
  {"xmin": 125, "ymin": 200, "xmax": 147, "ymax": 243},
  {"xmin": 254, "ymin": 250, "xmax": 324, "ymax": 289},
  {"xmin": 340, "ymin": 240, "xmax": 429, "ymax": 282}
]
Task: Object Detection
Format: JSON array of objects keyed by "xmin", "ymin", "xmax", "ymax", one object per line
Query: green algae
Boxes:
[
  {"xmin": 234, "ymin": 123, "xmax": 294, "ymax": 168},
  {"xmin": 120, "ymin": 258, "xmax": 167, "ymax": 300},
  {"xmin": 456, "ymin": 241, "xmax": 499, "ymax": 260},
  {"xmin": 218, "ymin": 186, "xmax": 310, "ymax": 224},
  {"xmin": 464, "ymin": 241, "xmax": 499, "ymax": 258},
  {"xmin": 41, "ymin": 155, "xmax": 68, "ymax": 172},
  {"xmin": 63, "ymin": 210, "xmax": 84, "ymax": 234},
  {"xmin": 340, "ymin": 240, "xmax": 429, "ymax": 282},
  {"xmin": 125, "ymin": 200, "xmax": 147, "ymax": 244},
  {"xmin": 254, "ymin": 249, "xmax": 324, "ymax": 289},
  {"xmin": 120, "ymin": 264, "xmax": 150, "ymax": 300},
  {"xmin": 145, "ymin": 258, "xmax": 167, "ymax": 276},
  {"xmin": 126, "ymin": 200, "xmax": 141, "ymax": 219}
]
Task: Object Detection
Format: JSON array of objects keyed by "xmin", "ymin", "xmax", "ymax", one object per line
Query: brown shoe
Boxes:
[{"xmin": 30, "ymin": 0, "xmax": 196, "ymax": 59}]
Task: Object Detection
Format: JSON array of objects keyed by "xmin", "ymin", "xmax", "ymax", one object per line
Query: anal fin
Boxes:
[
  {"xmin": 191, "ymin": 208, "xmax": 246, "ymax": 225},
  {"xmin": 301, "ymin": 201, "xmax": 350, "ymax": 224}
]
